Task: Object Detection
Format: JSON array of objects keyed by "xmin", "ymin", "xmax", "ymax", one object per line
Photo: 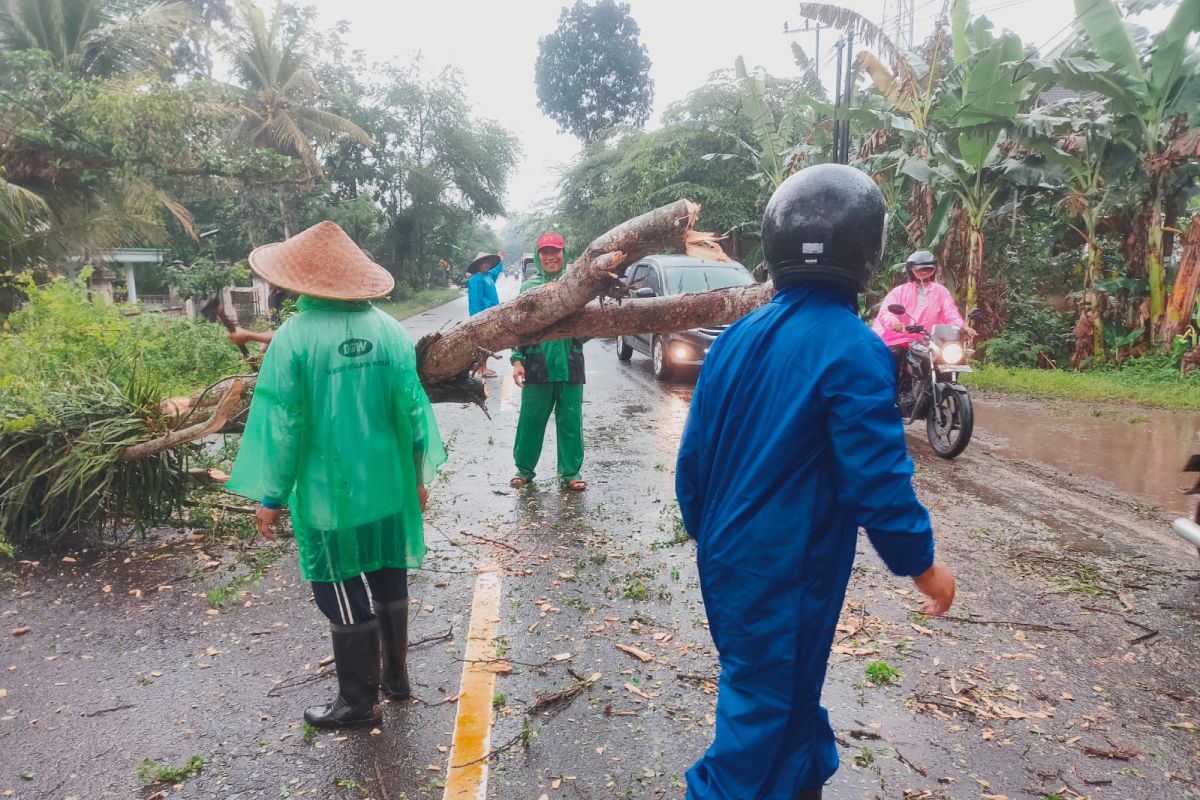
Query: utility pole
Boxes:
[
  {"xmin": 782, "ymin": 18, "xmax": 830, "ymax": 89},
  {"xmin": 832, "ymin": 38, "xmax": 844, "ymax": 164},
  {"xmin": 841, "ymin": 31, "xmax": 854, "ymax": 164}
]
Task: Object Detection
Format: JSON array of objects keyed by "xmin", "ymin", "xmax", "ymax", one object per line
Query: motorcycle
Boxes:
[{"xmin": 887, "ymin": 303, "xmax": 975, "ymax": 459}]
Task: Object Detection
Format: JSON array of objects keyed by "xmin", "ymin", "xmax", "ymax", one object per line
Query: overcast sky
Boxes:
[{"xmin": 299, "ymin": 0, "xmax": 1174, "ymax": 217}]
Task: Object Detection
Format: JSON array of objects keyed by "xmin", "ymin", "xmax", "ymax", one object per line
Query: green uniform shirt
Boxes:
[{"xmin": 226, "ymin": 296, "xmax": 446, "ymax": 582}]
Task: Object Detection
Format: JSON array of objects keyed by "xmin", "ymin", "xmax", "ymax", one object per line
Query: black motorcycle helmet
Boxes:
[
  {"xmin": 905, "ymin": 250, "xmax": 937, "ymax": 282},
  {"xmin": 763, "ymin": 163, "xmax": 886, "ymax": 293}
]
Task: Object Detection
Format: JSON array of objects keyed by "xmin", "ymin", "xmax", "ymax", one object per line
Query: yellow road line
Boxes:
[{"xmin": 442, "ymin": 568, "xmax": 503, "ymax": 800}]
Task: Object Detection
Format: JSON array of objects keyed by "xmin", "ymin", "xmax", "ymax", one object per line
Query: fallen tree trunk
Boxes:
[
  {"xmin": 126, "ymin": 198, "xmax": 778, "ymax": 458},
  {"xmin": 530, "ymin": 281, "xmax": 775, "ymax": 341},
  {"xmin": 418, "ymin": 198, "xmax": 702, "ymax": 383}
]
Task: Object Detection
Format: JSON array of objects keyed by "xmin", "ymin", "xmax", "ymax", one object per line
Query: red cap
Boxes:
[{"xmin": 536, "ymin": 232, "xmax": 565, "ymax": 252}]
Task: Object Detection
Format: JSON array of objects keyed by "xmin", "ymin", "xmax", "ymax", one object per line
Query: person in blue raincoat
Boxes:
[
  {"xmin": 675, "ymin": 164, "xmax": 956, "ymax": 800},
  {"xmin": 466, "ymin": 250, "xmax": 505, "ymax": 376}
]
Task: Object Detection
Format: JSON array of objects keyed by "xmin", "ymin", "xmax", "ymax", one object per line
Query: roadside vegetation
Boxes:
[{"xmin": 968, "ymin": 358, "xmax": 1200, "ymax": 411}]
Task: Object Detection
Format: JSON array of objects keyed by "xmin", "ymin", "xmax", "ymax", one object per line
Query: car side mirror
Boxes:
[
  {"xmin": 887, "ymin": 304, "xmax": 907, "ymax": 315},
  {"xmin": 968, "ymin": 308, "xmax": 983, "ymax": 320},
  {"xmin": 634, "ymin": 287, "xmax": 657, "ymax": 299}
]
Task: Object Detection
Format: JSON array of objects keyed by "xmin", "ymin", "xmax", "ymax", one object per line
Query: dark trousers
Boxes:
[{"xmin": 311, "ymin": 568, "xmax": 408, "ymax": 625}]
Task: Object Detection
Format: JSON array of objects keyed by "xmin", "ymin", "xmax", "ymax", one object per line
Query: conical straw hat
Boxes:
[
  {"xmin": 467, "ymin": 252, "xmax": 501, "ymax": 274},
  {"xmin": 248, "ymin": 221, "xmax": 394, "ymax": 300}
]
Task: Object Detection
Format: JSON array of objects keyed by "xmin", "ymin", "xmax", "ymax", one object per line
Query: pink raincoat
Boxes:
[{"xmin": 871, "ymin": 281, "xmax": 965, "ymax": 347}]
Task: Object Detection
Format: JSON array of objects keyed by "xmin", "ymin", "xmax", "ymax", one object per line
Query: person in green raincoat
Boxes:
[
  {"xmin": 509, "ymin": 232, "xmax": 587, "ymax": 491},
  {"xmin": 226, "ymin": 221, "xmax": 446, "ymax": 729}
]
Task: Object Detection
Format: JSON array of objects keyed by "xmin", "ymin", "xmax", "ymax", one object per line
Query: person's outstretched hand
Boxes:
[
  {"xmin": 417, "ymin": 485, "xmax": 428, "ymax": 513},
  {"xmin": 913, "ymin": 561, "xmax": 955, "ymax": 616}
]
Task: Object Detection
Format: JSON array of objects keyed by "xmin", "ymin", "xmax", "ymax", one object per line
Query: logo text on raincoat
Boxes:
[{"xmin": 338, "ymin": 338, "xmax": 374, "ymax": 358}]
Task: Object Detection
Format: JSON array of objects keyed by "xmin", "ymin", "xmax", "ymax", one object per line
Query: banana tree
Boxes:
[
  {"xmin": 1046, "ymin": 0, "xmax": 1200, "ymax": 330},
  {"xmin": 797, "ymin": 2, "xmax": 953, "ymax": 245},
  {"xmin": 1022, "ymin": 99, "xmax": 1145, "ymax": 359},
  {"xmin": 895, "ymin": 3, "xmax": 1037, "ymax": 317}
]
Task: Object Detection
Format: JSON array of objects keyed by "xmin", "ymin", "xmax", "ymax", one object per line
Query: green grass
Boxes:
[
  {"xmin": 965, "ymin": 359, "xmax": 1200, "ymax": 411},
  {"xmin": 376, "ymin": 287, "xmax": 463, "ymax": 322},
  {"xmin": 864, "ymin": 660, "xmax": 901, "ymax": 686},
  {"xmin": 136, "ymin": 755, "xmax": 204, "ymax": 786}
]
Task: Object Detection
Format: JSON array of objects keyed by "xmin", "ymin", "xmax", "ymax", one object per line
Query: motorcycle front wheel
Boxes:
[{"xmin": 926, "ymin": 385, "xmax": 973, "ymax": 459}]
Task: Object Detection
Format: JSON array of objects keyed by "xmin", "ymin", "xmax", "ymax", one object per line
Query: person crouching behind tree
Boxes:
[
  {"xmin": 226, "ymin": 221, "xmax": 446, "ymax": 729},
  {"xmin": 509, "ymin": 233, "xmax": 587, "ymax": 491}
]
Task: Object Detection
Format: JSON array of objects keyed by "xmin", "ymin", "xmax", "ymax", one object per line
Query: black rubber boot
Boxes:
[
  {"xmin": 376, "ymin": 599, "xmax": 411, "ymax": 700},
  {"xmin": 794, "ymin": 788, "xmax": 823, "ymax": 799},
  {"xmin": 303, "ymin": 619, "xmax": 382, "ymax": 728}
]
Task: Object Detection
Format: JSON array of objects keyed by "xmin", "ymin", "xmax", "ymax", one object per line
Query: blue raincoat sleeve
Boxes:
[
  {"xmin": 821, "ymin": 334, "xmax": 934, "ymax": 576},
  {"xmin": 675, "ymin": 353, "xmax": 708, "ymax": 539},
  {"xmin": 487, "ymin": 260, "xmax": 505, "ymax": 280}
]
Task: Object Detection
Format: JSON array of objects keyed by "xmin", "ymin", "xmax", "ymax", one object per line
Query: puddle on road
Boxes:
[{"xmin": 973, "ymin": 398, "xmax": 1200, "ymax": 515}]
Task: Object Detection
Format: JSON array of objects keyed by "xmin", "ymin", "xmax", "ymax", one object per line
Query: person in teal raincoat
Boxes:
[
  {"xmin": 466, "ymin": 250, "xmax": 506, "ymax": 377},
  {"xmin": 226, "ymin": 221, "xmax": 446, "ymax": 729},
  {"xmin": 509, "ymin": 232, "xmax": 587, "ymax": 491},
  {"xmin": 676, "ymin": 165, "xmax": 956, "ymax": 799}
]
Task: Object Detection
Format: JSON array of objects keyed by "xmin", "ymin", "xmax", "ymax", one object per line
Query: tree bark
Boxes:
[
  {"xmin": 530, "ymin": 282, "xmax": 775, "ymax": 342},
  {"xmin": 1158, "ymin": 215, "xmax": 1200, "ymax": 342}
]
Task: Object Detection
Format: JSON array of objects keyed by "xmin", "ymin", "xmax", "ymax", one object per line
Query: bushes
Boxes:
[
  {"xmin": 0, "ymin": 276, "xmax": 243, "ymax": 408},
  {"xmin": 977, "ymin": 294, "xmax": 1073, "ymax": 368},
  {"xmin": 0, "ymin": 277, "xmax": 244, "ymax": 553}
]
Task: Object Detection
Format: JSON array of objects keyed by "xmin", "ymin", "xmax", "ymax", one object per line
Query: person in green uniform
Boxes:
[
  {"xmin": 226, "ymin": 221, "xmax": 446, "ymax": 729},
  {"xmin": 509, "ymin": 232, "xmax": 587, "ymax": 491}
]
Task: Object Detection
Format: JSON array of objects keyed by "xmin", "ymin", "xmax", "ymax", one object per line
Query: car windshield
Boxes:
[{"xmin": 664, "ymin": 266, "xmax": 753, "ymax": 294}]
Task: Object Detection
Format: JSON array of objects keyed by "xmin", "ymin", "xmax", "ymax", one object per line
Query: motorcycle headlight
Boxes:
[{"xmin": 941, "ymin": 343, "xmax": 964, "ymax": 364}]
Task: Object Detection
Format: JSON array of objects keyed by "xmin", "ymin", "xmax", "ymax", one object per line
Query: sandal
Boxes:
[
  {"xmin": 564, "ymin": 480, "xmax": 587, "ymax": 492},
  {"xmin": 509, "ymin": 476, "xmax": 530, "ymax": 487}
]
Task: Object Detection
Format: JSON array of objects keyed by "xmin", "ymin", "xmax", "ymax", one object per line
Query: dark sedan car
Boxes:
[{"xmin": 616, "ymin": 255, "xmax": 754, "ymax": 380}]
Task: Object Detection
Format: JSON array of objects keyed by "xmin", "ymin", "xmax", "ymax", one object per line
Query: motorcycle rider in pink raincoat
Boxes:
[{"xmin": 871, "ymin": 250, "xmax": 972, "ymax": 376}]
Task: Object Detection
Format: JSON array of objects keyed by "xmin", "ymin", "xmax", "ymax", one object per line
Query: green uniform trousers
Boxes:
[{"xmin": 513, "ymin": 382, "xmax": 584, "ymax": 481}]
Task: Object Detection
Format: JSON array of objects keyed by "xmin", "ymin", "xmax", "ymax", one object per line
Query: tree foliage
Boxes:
[{"xmin": 535, "ymin": 0, "xmax": 654, "ymax": 143}]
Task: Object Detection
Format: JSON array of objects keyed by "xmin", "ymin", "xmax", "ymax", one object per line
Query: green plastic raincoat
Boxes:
[{"xmin": 226, "ymin": 296, "xmax": 446, "ymax": 583}]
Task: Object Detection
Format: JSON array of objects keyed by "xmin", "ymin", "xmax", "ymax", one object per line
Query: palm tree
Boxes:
[
  {"xmin": 222, "ymin": 0, "xmax": 368, "ymax": 177},
  {"xmin": 0, "ymin": 0, "xmax": 191, "ymax": 77}
]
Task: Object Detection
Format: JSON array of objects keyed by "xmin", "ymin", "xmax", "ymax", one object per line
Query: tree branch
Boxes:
[{"xmin": 120, "ymin": 378, "xmax": 246, "ymax": 460}]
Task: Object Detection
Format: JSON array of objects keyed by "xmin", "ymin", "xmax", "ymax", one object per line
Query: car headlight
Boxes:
[
  {"xmin": 941, "ymin": 343, "xmax": 964, "ymax": 364},
  {"xmin": 673, "ymin": 344, "xmax": 691, "ymax": 360}
]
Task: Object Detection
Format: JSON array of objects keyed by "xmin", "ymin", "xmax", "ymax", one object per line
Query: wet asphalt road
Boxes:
[{"xmin": 3, "ymin": 284, "xmax": 1200, "ymax": 800}]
